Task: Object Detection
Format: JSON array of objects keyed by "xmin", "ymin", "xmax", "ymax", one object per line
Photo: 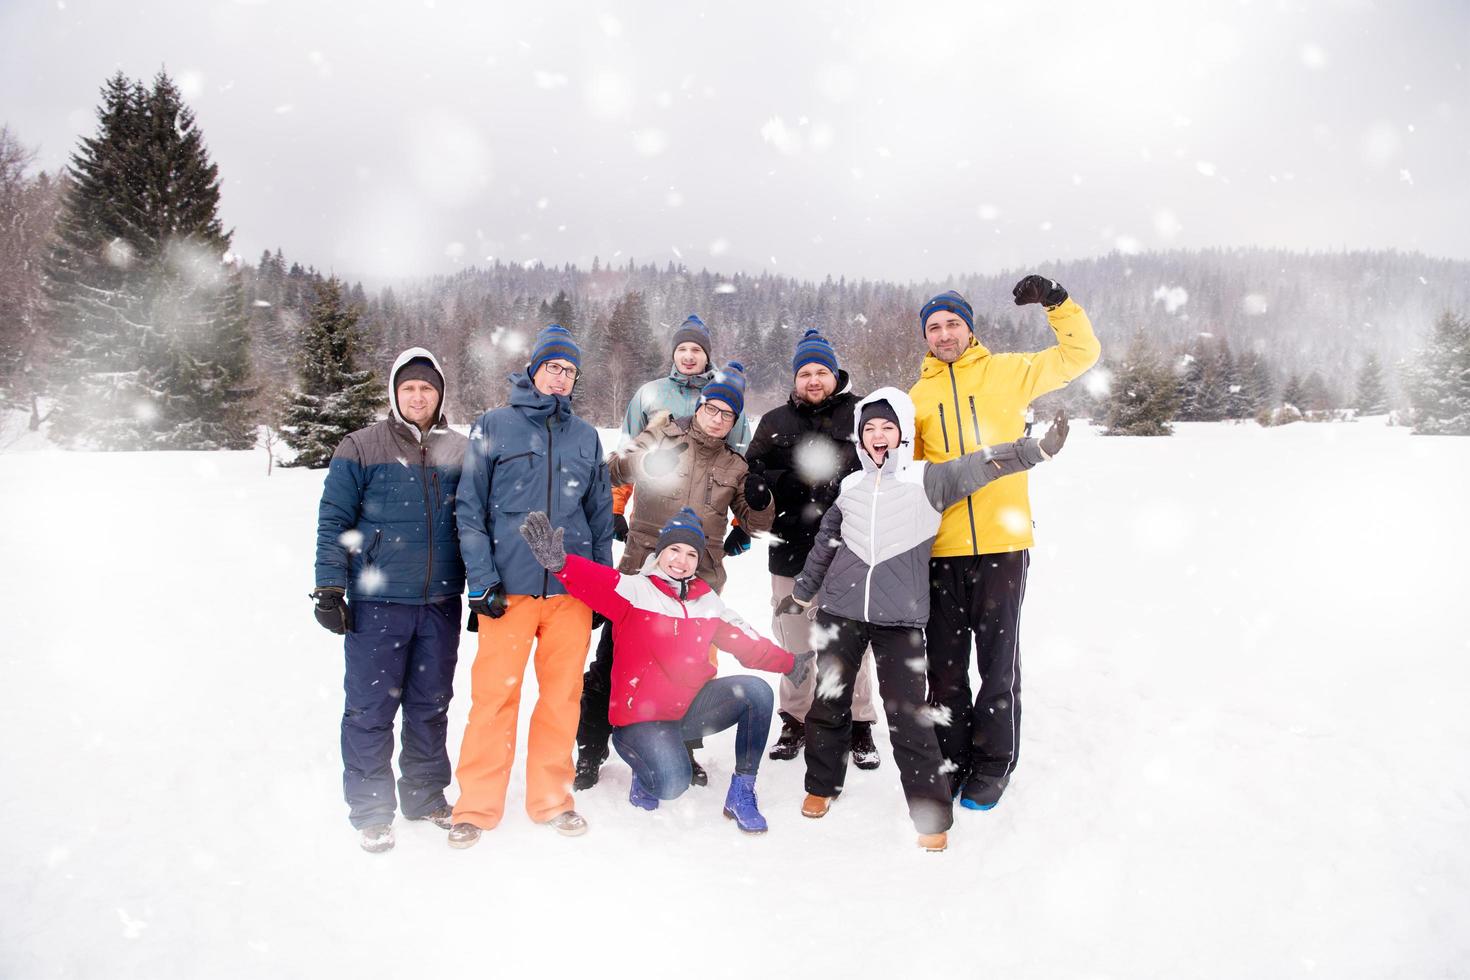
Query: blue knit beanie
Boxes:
[
  {"xmin": 528, "ymin": 323, "xmax": 581, "ymax": 378},
  {"xmin": 792, "ymin": 329, "xmax": 839, "ymax": 377},
  {"xmin": 919, "ymin": 290, "xmax": 974, "ymax": 335},
  {"xmin": 671, "ymin": 314, "xmax": 712, "ymax": 361},
  {"xmin": 656, "ymin": 506, "xmax": 706, "ymax": 555},
  {"xmin": 701, "ymin": 361, "xmax": 746, "ymax": 418}
]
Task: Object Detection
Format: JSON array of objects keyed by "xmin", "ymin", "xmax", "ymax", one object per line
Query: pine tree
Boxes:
[
  {"xmin": 0, "ymin": 127, "xmax": 65, "ymax": 420},
  {"xmin": 1237, "ymin": 350, "xmax": 1275, "ymax": 416},
  {"xmin": 594, "ymin": 290, "xmax": 661, "ymax": 425},
  {"xmin": 1281, "ymin": 373, "xmax": 1305, "ymax": 410},
  {"xmin": 1406, "ymin": 312, "xmax": 1470, "ymax": 435},
  {"xmin": 1354, "ymin": 352, "xmax": 1388, "ymax": 415},
  {"xmin": 46, "ymin": 70, "xmax": 255, "ymax": 449},
  {"xmin": 1103, "ymin": 330, "xmax": 1180, "ymax": 436},
  {"xmin": 279, "ymin": 277, "xmax": 381, "ymax": 467}
]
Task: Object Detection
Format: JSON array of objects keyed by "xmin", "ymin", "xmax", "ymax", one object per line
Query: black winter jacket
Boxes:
[{"xmin": 744, "ymin": 373, "xmax": 862, "ymax": 577}]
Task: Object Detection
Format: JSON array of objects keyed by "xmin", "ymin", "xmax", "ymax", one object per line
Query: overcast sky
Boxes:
[{"xmin": 3, "ymin": 0, "xmax": 1466, "ymax": 285}]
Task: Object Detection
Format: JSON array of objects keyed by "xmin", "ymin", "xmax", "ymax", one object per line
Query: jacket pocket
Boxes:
[{"xmin": 493, "ymin": 448, "xmax": 545, "ymax": 514}]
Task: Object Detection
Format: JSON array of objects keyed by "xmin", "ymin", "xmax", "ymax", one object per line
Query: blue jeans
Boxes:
[
  {"xmin": 341, "ymin": 598, "xmax": 460, "ymax": 828},
  {"xmin": 611, "ymin": 675, "xmax": 774, "ymax": 800}
]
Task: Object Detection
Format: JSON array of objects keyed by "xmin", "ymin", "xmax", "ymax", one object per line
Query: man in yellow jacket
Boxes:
[{"xmin": 909, "ymin": 275, "xmax": 1100, "ymax": 810}]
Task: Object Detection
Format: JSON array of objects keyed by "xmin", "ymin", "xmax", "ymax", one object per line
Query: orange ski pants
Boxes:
[{"xmin": 452, "ymin": 594, "xmax": 592, "ymax": 829}]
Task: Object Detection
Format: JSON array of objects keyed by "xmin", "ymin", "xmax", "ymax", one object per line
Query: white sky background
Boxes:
[{"xmin": 2, "ymin": 0, "xmax": 1465, "ymax": 284}]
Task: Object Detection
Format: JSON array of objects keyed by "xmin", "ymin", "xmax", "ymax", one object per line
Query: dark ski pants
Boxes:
[
  {"xmin": 578, "ymin": 622, "xmax": 702, "ymax": 764},
  {"xmin": 611, "ymin": 676, "xmax": 773, "ymax": 800},
  {"xmin": 341, "ymin": 598, "xmax": 460, "ymax": 829},
  {"xmin": 804, "ymin": 611, "xmax": 953, "ymax": 835},
  {"xmin": 925, "ymin": 551, "xmax": 1029, "ymax": 805}
]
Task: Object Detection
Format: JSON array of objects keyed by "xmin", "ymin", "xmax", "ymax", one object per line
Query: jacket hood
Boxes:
[
  {"xmin": 508, "ymin": 370, "xmax": 573, "ymax": 424},
  {"xmin": 388, "ymin": 347, "xmax": 449, "ymax": 437},
  {"xmin": 919, "ymin": 337, "xmax": 991, "ymax": 381},
  {"xmin": 853, "ymin": 386, "xmax": 917, "ymax": 474}
]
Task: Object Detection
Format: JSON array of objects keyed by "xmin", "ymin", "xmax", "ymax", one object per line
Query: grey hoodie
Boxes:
[{"xmin": 792, "ymin": 386, "xmax": 1047, "ymax": 628}]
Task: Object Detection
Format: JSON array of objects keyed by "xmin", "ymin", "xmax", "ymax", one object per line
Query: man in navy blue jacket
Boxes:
[
  {"xmin": 447, "ymin": 324, "xmax": 614, "ymax": 849},
  {"xmin": 312, "ymin": 347, "xmax": 468, "ymax": 853}
]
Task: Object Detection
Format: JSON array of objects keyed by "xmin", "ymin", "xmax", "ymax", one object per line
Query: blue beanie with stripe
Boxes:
[
  {"xmin": 528, "ymin": 323, "xmax": 581, "ymax": 378},
  {"xmin": 919, "ymin": 290, "xmax": 974, "ymax": 336},
  {"xmin": 701, "ymin": 361, "xmax": 746, "ymax": 418},
  {"xmin": 792, "ymin": 329, "xmax": 839, "ymax": 376},
  {"xmin": 656, "ymin": 506, "xmax": 706, "ymax": 554}
]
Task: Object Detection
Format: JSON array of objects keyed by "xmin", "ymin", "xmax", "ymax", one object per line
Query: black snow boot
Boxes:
[
  {"xmin": 574, "ymin": 752, "xmax": 604, "ymax": 791},
  {"xmin": 768, "ymin": 714, "xmax": 805, "ymax": 761},
  {"xmin": 850, "ymin": 720, "xmax": 881, "ymax": 771},
  {"xmin": 688, "ymin": 745, "xmax": 708, "ymax": 787}
]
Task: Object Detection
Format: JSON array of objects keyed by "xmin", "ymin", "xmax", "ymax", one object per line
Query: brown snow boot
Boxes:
[{"xmin": 801, "ymin": 794, "xmax": 833, "ymax": 819}]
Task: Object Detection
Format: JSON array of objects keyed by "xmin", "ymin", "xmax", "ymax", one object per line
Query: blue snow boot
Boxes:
[
  {"xmin": 722, "ymin": 773, "xmax": 768, "ymax": 834},
  {"xmin": 629, "ymin": 774, "xmax": 660, "ymax": 811},
  {"xmin": 961, "ymin": 798, "xmax": 997, "ymax": 811}
]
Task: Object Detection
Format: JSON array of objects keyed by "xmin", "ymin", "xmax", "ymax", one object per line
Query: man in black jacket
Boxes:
[{"xmin": 745, "ymin": 330, "xmax": 881, "ymax": 768}]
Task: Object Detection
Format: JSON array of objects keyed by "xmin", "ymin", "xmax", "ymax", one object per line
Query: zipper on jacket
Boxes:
[
  {"xmin": 862, "ymin": 469, "xmax": 881, "ymax": 622},
  {"xmin": 421, "ymin": 443, "xmax": 434, "ymax": 602},
  {"xmin": 937, "ymin": 403, "xmax": 950, "ymax": 452},
  {"xmin": 968, "ymin": 395, "xmax": 982, "ymax": 446},
  {"xmin": 542, "ymin": 418, "xmax": 554, "ymax": 598},
  {"xmin": 948, "ymin": 364, "xmax": 980, "ymax": 556}
]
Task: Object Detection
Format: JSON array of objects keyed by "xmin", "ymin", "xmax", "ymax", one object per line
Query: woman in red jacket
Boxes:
[{"xmin": 519, "ymin": 508, "xmax": 812, "ymax": 834}]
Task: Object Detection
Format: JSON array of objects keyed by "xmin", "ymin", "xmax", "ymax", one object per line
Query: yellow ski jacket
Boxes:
[{"xmin": 909, "ymin": 299, "xmax": 1100, "ymax": 557}]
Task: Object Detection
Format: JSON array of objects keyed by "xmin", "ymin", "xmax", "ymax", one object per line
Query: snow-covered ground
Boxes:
[{"xmin": 2, "ymin": 419, "xmax": 1468, "ymax": 978}]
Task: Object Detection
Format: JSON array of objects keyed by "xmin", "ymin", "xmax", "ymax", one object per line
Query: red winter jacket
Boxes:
[{"xmin": 555, "ymin": 554, "xmax": 796, "ymax": 726}]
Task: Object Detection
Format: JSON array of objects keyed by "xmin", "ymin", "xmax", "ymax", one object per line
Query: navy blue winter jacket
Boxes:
[
  {"xmin": 457, "ymin": 372, "xmax": 614, "ymax": 598},
  {"xmin": 315, "ymin": 348, "xmax": 470, "ymax": 604}
]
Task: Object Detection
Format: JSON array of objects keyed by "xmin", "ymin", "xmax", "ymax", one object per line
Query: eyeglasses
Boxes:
[
  {"xmin": 700, "ymin": 402, "xmax": 736, "ymax": 423},
  {"xmin": 540, "ymin": 361, "xmax": 579, "ymax": 380}
]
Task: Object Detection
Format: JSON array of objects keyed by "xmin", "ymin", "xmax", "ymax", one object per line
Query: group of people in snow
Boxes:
[{"xmin": 311, "ymin": 275, "xmax": 1101, "ymax": 854}]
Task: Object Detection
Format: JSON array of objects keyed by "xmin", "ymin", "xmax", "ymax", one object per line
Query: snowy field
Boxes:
[{"xmin": 2, "ymin": 418, "xmax": 1468, "ymax": 979}]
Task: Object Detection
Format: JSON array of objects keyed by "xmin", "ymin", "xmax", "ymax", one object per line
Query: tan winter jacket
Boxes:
[{"xmin": 610, "ymin": 413, "xmax": 774, "ymax": 593}]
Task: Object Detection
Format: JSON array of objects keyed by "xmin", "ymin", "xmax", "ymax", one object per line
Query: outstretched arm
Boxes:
[
  {"xmin": 922, "ymin": 412, "xmax": 1069, "ymax": 512},
  {"xmin": 709, "ymin": 614, "xmax": 796, "ymax": 675}
]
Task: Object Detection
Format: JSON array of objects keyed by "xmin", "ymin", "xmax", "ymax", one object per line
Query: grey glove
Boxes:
[
  {"xmin": 1039, "ymin": 410, "xmax": 1069, "ymax": 457},
  {"xmin": 784, "ymin": 650, "xmax": 816, "ymax": 688},
  {"xmin": 518, "ymin": 511, "xmax": 567, "ymax": 572}
]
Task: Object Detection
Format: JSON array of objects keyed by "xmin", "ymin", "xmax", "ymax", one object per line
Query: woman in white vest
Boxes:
[{"xmin": 780, "ymin": 387, "xmax": 1068, "ymax": 851}]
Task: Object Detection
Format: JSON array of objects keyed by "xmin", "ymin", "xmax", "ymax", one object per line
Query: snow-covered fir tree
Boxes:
[
  {"xmin": 1103, "ymin": 330, "xmax": 1179, "ymax": 436},
  {"xmin": 45, "ymin": 71, "xmax": 255, "ymax": 449},
  {"xmin": 1406, "ymin": 312, "xmax": 1470, "ymax": 435},
  {"xmin": 279, "ymin": 277, "xmax": 380, "ymax": 467},
  {"xmin": 1354, "ymin": 352, "xmax": 1388, "ymax": 415}
]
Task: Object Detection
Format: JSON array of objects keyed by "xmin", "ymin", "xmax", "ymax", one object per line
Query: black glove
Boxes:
[
  {"xmin": 743, "ymin": 472, "xmax": 772, "ymax": 510},
  {"xmin": 1039, "ymin": 410, "xmax": 1069, "ymax": 457},
  {"xmin": 784, "ymin": 650, "xmax": 817, "ymax": 688},
  {"xmin": 469, "ymin": 590, "xmax": 509, "ymax": 626},
  {"xmin": 774, "ymin": 594, "xmax": 805, "ymax": 617},
  {"xmin": 1012, "ymin": 274, "xmax": 1068, "ymax": 308},
  {"xmin": 723, "ymin": 524, "xmax": 752, "ymax": 557},
  {"xmin": 518, "ymin": 511, "xmax": 567, "ymax": 572},
  {"xmin": 612, "ymin": 513, "xmax": 629, "ymax": 542},
  {"xmin": 311, "ymin": 587, "xmax": 351, "ymax": 635},
  {"xmin": 643, "ymin": 440, "xmax": 689, "ymax": 478},
  {"xmin": 591, "ymin": 612, "xmax": 609, "ymax": 631}
]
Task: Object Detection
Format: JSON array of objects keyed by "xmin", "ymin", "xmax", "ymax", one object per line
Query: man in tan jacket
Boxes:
[{"xmin": 575, "ymin": 361, "xmax": 775, "ymax": 787}]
